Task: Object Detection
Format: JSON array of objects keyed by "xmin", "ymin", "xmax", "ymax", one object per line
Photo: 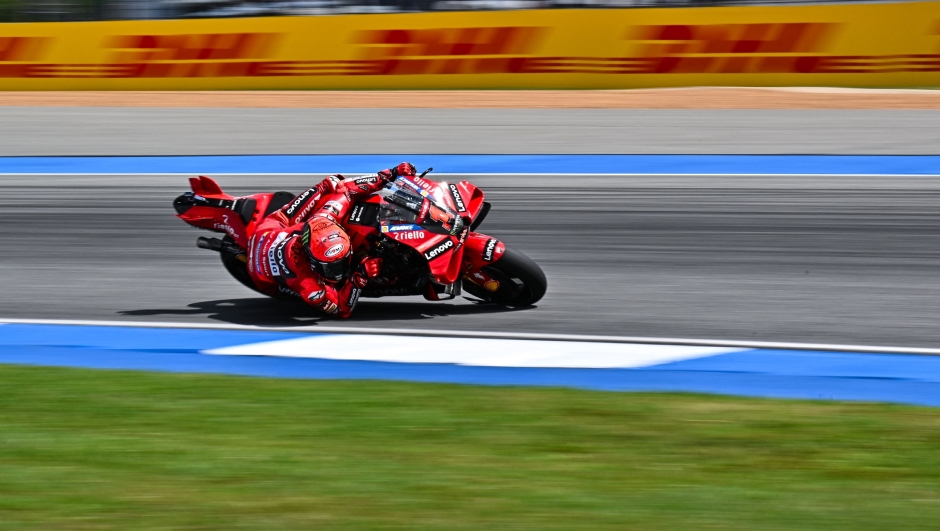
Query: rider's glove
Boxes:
[
  {"xmin": 361, "ymin": 257, "xmax": 382, "ymax": 278},
  {"xmin": 394, "ymin": 162, "xmax": 416, "ymax": 178},
  {"xmin": 377, "ymin": 169, "xmax": 395, "ymax": 183},
  {"xmin": 385, "ymin": 162, "xmax": 416, "ymax": 181},
  {"xmin": 351, "ymin": 257, "xmax": 382, "ymax": 289}
]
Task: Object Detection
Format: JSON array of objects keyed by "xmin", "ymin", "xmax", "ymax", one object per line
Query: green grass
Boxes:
[{"xmin": 2, "ymin": 365, "xmax": 940, "ymax": 530}]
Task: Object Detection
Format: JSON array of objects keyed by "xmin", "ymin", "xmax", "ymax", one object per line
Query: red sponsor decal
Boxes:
[
  {"xmin": 109, "ymin": 33, "xmax": 280, "ymax": 62},
  {"xmin": 0, "ymin": 37, "xmax": 49, "ymax": 62},
  {"xmin": 625, "ymin": 23, "xmax": 841, "ymax": 74},
  {"xmin": 356, "ymin": 27, "xmax": 543, "ymax": 59},
  {"xmin": 417, "ymin": 199, "xmax": 430, "ymax": 223}
]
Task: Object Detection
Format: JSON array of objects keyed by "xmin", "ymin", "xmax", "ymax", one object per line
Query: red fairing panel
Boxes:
[
  {"xmin": 176, "ymin": 176, "xmax": 252, "ymax": 249},
  {"xmin": 440, "ymin": 180, "xmax": 484, "ymax": 225},
  {"xmin": 462, "ymin": 232, "xmax": 506, "ymax": 272},
  {"xmin": 420, "ymin": 234, "xmax": 465, "ymax": 284},
  {"xmin": 178, "ymin": 206, "xmax": 250, "ymax": 248},
  {"xmin": 458, "ymin": 180, "xmax": 485, "ymax": 221}
]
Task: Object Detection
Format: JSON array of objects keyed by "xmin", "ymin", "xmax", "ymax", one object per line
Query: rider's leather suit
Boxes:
[{"xmin": 246, "ymin": 170, "xmax": 393, "ymax": 318}]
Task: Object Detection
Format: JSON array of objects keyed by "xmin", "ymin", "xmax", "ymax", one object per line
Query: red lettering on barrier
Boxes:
[
  {"xmin": 356, "ymin": 27, "xmax": 544, "ymax": 61},
  {"xmin": 0, "ymin": 37, "xmax": 50, "ymax": 62},
  {"xmin": 108, "ymin": 33, "xmax": 280, "ymax": 63},
  {"xmin": 635, "ymin": 23, "xmax": 834, "ymax": 57},
  {"xmin": 0, "ymin": 22, "xmax": 936, "ymax": 80},
  {"xmin": 624, "ymin": 22, "xmax": 841, "ymax": 74}
]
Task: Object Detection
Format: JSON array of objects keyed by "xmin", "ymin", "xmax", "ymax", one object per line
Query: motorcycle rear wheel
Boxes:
[
  {"xmin": 463, "ymin": 248, "xmax": 547, "ymax": 306},
  {"xmin": 219, "ymin": 236, "xmax": 265, "ymax": 295}
]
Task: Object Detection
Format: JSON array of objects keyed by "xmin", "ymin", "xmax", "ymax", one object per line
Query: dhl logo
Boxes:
[
  {"xmin": 351, "ymin": 26, "xmax": 545, "ymax": 76},
  {"xmin": 633, "ymin": 23, "xmax": 834, "ymax": 56},
  {"xmin": 0, "ymin": 32, "xmax": 283, "ymax": 79},
  {"xmin": 625, "ymin": 23, "xmax": 840, "ymax": 74},
  {"xmin": 0, "ymin": 19, "xmax": 936, "ymax": 79},
  {"xmin": 356, "ymin": 27, "xmax": 543, "ymax": 59},
  {"xmin": 108, "ymin": 33, "xmax": 280, "ymax": 63},
  {"xmin": 96, "ymin": 33, "xmax": 282, "ymax": 78},
  {"xmin": 0, "ymin": 37, "xmax": 50, "ymax": 62}
]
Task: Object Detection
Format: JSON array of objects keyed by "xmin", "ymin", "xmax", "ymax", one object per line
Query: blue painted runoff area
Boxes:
[
  {"xmin": 3, "ymin": 154, "xmax": 940, "ymax": 175},
  {"xmin": 2, "ymin": 324, "xmax": 940, "ymax": 407}
]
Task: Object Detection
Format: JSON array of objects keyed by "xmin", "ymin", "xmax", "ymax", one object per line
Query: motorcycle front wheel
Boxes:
[{"xmin": 463, "ymin": 247, "xmax": 547, "ymax": 306}]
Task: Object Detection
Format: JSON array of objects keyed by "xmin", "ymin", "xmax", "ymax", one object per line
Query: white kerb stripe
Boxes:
[{"xmin": 203, "ymin": 335, "xmax": 743, "ymax": 369}]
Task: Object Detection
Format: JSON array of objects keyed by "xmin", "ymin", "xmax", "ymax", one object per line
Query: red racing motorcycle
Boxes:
[{"xmin": 173, "ymin": 169, "xmax": 547, "ymax": 307}]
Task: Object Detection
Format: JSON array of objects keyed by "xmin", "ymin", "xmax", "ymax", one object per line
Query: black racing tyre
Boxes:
[
  {"xmin": 463, "ymin": 247, "xmax": 547, "ymax": 306},
  {"xmin": 219, "ymin": 236, "xmax": 265, "ymax": 295}
]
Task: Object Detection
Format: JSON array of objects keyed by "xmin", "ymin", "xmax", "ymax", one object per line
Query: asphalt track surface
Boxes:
[
  {"xmin": 3, "ymin": 173, "xmax": 940, "ymax": 349},
  {"xmin": 3, "ymin": 107, "xmax": 940, "ymax": 155}
]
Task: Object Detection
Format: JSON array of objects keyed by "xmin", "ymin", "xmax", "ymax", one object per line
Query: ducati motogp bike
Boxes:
[{"xmin": 173, "ymin": 169, "xmax": 547, "ymax": 307}]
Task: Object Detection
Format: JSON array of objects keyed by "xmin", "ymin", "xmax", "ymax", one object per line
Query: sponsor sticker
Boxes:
[
  {"xmin": 424, "ymin": 239, "xmax": 454, "ymax": 261},
  {"xmin": 250, "ymin": 233, "xmax": 266, "ymax": 274},
  {"xmin": 324, "ymin": 243, "xmax": 346, "ymax": 258},
  {"xmin": 484, "ymin": 280, "xmax": 500, "ymax": 292},
  {"xmin": 294, "ymin": 198, "xmax": 318, "ymax": 221},
  {"xmin": 413, "ymin": 175, "xmax": 432, "ymax": 190},
  {"xmin": 323, "ymin": 200, "xmax": 343, "ymax": 216},
  {"xmin": 284, "ymin": 189, "xmax": 312, "ymax": 218},
  {"xmin": 353, "ymin": 175, "xmax": 378, "ymax": 186},
  {"xmin": 392, "ymin": 230, "xmax": 426, "ymax": 241},
  {"xmin": 483, "ymin": 238, "xmax": 498, "ymax": 262},
  {"xmin": 418, "ymin": 199, "xmax": 430, "ymax": 222},
  {"xmin": 307, "ymin": 288, "xmax": 325, "ymax": 302},
  {"xmin": 212, "ymin": 215, "xmax": 239, "ymax": 240},
  {"xmin": 277, "ymin": 286, "xmax": 300, "ymax": 297},
  {"xmin": 273, "ymin": 239, "xmax": 296, "ymax": 280},
  {"xmin": 382, "ymin": 224, "xmax": 422, "ymax": 233},
  {"xmin": 400, "ymin": 178, "xmax": 423, "ymax": 193},
  {"xmin": 267, "ymin": 232, "xmax": 288, "ymax": 276},
  {"xmin": 448, "ymin": 183, "xmax": 467, "ymax": 213},
  {"xmin": 349, "ymin": 204, "xmax": 365, "ymax": 224},
  {"xmin": 347, "ymin": 287, "xmax": 361, "ymax": 309}
]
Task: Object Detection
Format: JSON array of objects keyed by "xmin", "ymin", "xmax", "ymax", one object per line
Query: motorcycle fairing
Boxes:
[
  {"xmin": 174, "ymin": 176, "xmax": 280, "ymax": 250},
  {"xmin": 461, "ymin": 232, "xmax": 506, "ymax": 272},
  {"xmin": 365, "ymin": 176, "xmax": 471, "ymax": 284},
  {"xmin": 178, "ymin": 174, "xmax": 485, "ymax": 288},
  {"xmin": 418, "ymin": 234, "xmax": 464, "ymax": 284},
  {"xmin": 451, "ymin": 180, "xmax": 485, "ymax": 223}
]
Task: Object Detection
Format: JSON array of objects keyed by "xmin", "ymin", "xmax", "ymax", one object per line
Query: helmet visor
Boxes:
[{"xmin": 313, "ymin": 255, "xmax": 351, "ymax": 282}]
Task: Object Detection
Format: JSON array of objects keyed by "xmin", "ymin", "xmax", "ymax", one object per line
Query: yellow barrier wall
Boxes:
[{"xmin": 0, "ymin": 3, "xmax": 938, "ymax": 90}]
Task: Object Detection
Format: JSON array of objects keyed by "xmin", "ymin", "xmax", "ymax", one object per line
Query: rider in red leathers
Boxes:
[{"xmin": 247, "ymin": 162, "xmax": 417, "ymax": 318}]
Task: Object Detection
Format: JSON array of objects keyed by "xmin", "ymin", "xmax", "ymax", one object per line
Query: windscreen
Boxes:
[
  {"xmin": 375, "ymin": 177, "xmax": 464, "ymax": 236},
  {"xmin": 375, "ymin": 180, "xmax": 424, "ymax": 225}
]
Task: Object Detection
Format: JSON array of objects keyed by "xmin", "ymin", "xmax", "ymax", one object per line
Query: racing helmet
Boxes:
[{"xmin": 301, "ymin": 217, "xmax": 353, "ymax": 282}]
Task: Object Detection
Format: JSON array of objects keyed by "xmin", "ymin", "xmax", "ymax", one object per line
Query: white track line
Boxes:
[
  {"xmin": 206, "ymin": 335, "xmax": 741, "ymax": 369},
  {"xmin": 0, "ymin": 317, "xmax": 937, "ymax": 356}
]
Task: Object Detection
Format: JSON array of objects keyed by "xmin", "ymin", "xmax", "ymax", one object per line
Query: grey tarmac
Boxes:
[
  {"xmin": 2, "ymin": 107, "xmax": 940, "ymax": 155},
  {"xmin": 3, "ymin": 173, "xmax": 940, "ymax": 348}
]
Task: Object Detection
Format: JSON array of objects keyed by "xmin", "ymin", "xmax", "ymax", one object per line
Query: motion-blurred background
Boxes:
[{"xmin": 0, "ymin": 0, "xmax": 891, "ymax": 21}]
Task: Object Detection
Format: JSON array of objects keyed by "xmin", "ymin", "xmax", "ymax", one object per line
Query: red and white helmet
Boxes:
[{"xmin": 301, "ymin": 218, "xmax": 352, "ymax": 282}]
